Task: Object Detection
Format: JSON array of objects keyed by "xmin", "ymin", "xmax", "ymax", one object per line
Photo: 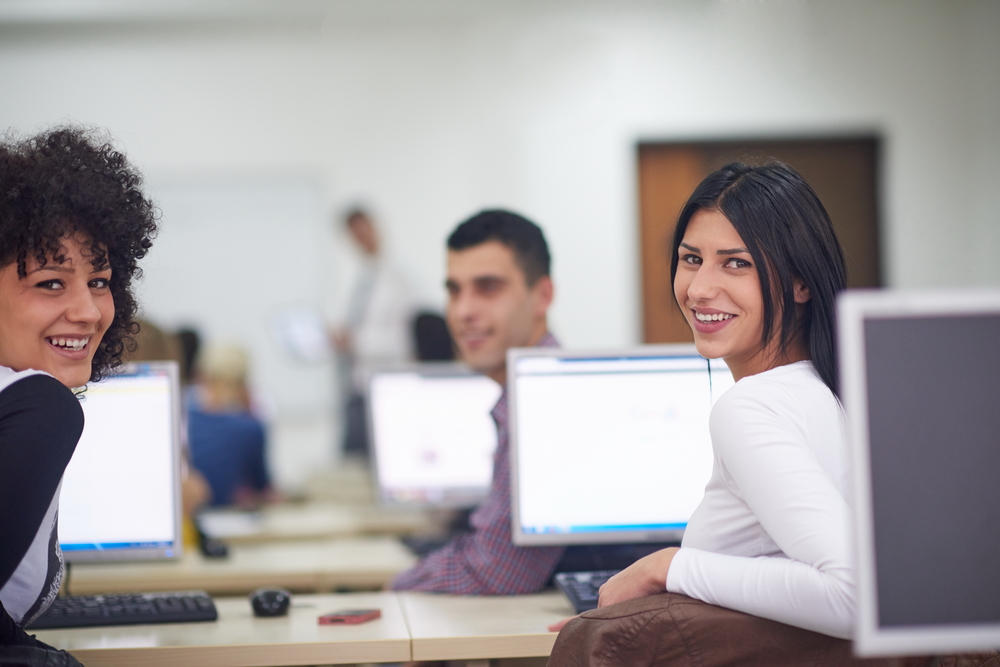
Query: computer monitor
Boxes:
[
  {"xmin": 509, "ymin": 345, "xmax": 734, "ymax": 546},
  {"xmin": 58, "ymin": 362, "xmax": 183, "ymax": 562},
  {"xmin": 367, "ymin": 363, "xmax": 502, "ymax": 507},
  {"xmin": 839, "ymin": 289, "xmax": 1000, "ymax": 656}
]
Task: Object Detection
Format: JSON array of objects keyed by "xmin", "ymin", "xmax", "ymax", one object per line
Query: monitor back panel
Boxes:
[
  {"xmin": 839, "ymin": 290, "xmax": 1000, "ymax": 655},
  {"xmin": 367, "ymin": 364, "xmax": 502, "ymax": 507},
  {"xmin": 509, "ymin": 345, "xmax": 734, "ymax": 546},
  {"xmin": 58, "ymin": 362, "xmax": 182, "ymax": 562}
]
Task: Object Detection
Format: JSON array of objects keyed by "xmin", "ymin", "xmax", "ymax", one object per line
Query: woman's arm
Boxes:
[
  {"xmin": 0, "ymin": 374, "xmax": 83, "ymax": 587},
  {"xmin": 665, "ymin": 381, "xmax": 855, "ymax": 638}
]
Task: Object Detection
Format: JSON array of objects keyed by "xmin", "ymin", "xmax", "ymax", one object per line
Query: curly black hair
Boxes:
[{"xmin": 0, "ymin": 126, "xmax": 158, "ymax": 383}]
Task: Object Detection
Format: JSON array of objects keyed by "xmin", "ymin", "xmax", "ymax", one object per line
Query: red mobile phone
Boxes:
[{"xmin": 318, "ymin": 609, "xmax": 381, "ymax": 625}]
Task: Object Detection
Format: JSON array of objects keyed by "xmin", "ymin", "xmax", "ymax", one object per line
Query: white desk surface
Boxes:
[
  {"xmin": 302, "ymin": 462, "xmax": 376, "ymax": 504},
  {"xmin": 198, "ymin": 501, "xmax": 433, "ymax": 545},
  {"xmin": 33, "ymin": 592, "xmax": 410, "ymax": 667},
  {"xmin": 400, "ymin": 591, "xmax": 571, "ymax": 662},
  {"xmin": 68, "ymin": 536, "xmax": 417, "ymax": 596}
]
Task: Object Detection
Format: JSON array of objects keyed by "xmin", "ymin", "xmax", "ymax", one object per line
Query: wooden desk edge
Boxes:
[
  {"xmin": 69, "ymin": 571, "xmax": 405, "ymax": 596},
  {"xmin": 65, "ymin": 639, "xmax": 412, "ymax": 667},
  {"xmin": 68, "ymin": 573, "xmax": 323, "ymax": 596},
  {"xmin": 410, "ymin": 632, "xmax": 558, "ymax": 662}
]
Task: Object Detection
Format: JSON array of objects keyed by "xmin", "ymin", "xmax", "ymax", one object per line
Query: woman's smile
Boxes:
[
  {"xmin": 46, "ymin": 335, "xmax": 93, "ymax": 357},
  {"xmin": 0, "ymin": 236, "xmax": 114, "ymax": 388},
  {"xmin": 674, "ymin": 208, "xmax": 763, "ymax": 380},
  {"xmin": 691, "ymin": 308, "xmax": 736, "ymax": 333}
]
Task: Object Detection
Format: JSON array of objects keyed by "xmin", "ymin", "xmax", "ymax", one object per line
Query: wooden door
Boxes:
[{"xmin": 638, "ymin": 138, "xmax": 881, "ymax": 344}]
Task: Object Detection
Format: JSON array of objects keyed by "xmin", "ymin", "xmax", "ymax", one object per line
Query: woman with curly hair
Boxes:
[{"xmin": 0, "ymin": 126, "xmax": 157, "ymax": 660}]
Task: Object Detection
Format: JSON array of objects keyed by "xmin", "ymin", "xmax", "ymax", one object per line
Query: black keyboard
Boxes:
[
  {"xmin": 27, "ymin": 591, "xmax": 218, "ymax": 629},
  {"xmin": 554, "ymin": 570, "xmax": 620, "ymax": 613}
]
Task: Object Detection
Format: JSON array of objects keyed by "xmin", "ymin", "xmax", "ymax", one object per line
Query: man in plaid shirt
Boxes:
[{"xmin": 390, "ymin": 209, "xmax": 564, "ymax": 594}]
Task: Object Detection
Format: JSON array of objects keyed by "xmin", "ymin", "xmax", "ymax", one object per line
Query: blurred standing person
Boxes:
[{"xmin": 329, "ymin": 207, "xmax": 417, "ymax": 458}]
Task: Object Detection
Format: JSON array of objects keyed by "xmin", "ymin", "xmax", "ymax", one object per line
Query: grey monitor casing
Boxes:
[{"xmin": 839, "ymin": 289, "xmax": 1000, "ymax": 656}]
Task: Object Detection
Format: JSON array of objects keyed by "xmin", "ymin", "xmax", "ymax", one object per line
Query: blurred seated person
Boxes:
[
  {"xmin": 389, "ymin": 209, "xmax": 563, "ymax": 595},
  {"xmin": 411, "ymin": 311, "xmax": 455, "ymax": 361},
  {"xmin": 176, "ymin": 326, "xmax": 201, "ymax": 387},
  {"xmin": 127, "ymin": 318, "xmax": 211, "ymax": 527},
  {"xmin": 187, "ymin": 343, "xmax": 278, "ymax": 509},
  {"xmin": 130, "ymin": 317, "xmax": 183, "ymax": 367}
]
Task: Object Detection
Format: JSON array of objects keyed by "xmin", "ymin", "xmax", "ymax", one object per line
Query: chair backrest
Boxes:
[{"xmin": 412, "ymin": 311, "xmax": 455, "ymax": 361}]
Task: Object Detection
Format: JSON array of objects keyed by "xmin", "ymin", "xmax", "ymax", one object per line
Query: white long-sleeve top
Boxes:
[{"xmin": 665, "ymin": 360, "xmax": 856, "ymax": 639}]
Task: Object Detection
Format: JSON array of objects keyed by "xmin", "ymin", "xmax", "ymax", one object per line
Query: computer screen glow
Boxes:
[
  {"xmin": 58, "ymin": 364, "xmax": 180, "ymax": 561},
  {"xmin": 369, "ymin": 368, "xmax": 502, "ymax": 507},
  {"xmin": 511, "ymin": 348, "xmax": 733, "ymax": 545}
]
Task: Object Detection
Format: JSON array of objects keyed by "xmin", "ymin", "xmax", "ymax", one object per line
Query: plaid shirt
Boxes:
[{"xmin": 390, "ymin": 333, "xmax": 564, "ymax": 594}]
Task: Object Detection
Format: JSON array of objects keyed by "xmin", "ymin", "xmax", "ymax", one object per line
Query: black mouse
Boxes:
[{"xmin": 249, "ymin": 588, "xmax": 291, "ymax": 617}]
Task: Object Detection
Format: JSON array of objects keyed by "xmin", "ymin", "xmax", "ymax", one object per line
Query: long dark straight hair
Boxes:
[{"xmin": 669, "ymin": 162, "xmax": 847, "ymax": 395}]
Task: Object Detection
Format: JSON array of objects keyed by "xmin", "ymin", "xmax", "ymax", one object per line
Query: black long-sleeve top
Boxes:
[{"xmin": 0, "ymin": 371, "xmax": 83, "ymax": 646}]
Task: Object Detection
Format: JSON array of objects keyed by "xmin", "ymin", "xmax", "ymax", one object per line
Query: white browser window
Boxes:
[
  {"xmin": 370, "ymin": 371, "xmax": 502, "ymax": 505},
  {"xmin": 58, "ymin": 371, "xmax": 176, "ymax": 552},
  {"xmin": 513, "ymin": 352, "xmax": 734, "ymax": 540}
]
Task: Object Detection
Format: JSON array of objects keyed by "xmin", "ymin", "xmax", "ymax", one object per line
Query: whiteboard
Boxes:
[{"xmin": 138, "ymin": 177, "xmax": 336, "ymax": 418}]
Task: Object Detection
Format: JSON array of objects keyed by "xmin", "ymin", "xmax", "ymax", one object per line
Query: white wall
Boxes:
[{"xmin": 1, "ymin": 0, "xmax": 996, "ymax": 488}]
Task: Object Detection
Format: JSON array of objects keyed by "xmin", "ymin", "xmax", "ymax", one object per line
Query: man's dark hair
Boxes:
[
  {"xmin": 343, "ymin": 206, "xmax": 370, "ymax": 226},
  {"xmin": 0, "ymin": 126, "xmax": 158, "ymax": 383},
  {"xmin": 447, "ymin": 209, "xmax": 551, "ymax": 285}
]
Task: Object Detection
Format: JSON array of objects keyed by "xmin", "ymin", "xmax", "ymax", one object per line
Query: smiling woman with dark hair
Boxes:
[
  {"xmin": 0, "ymin": 126, "xmax": 157, "ymax": 662},
  {"xmin": 548, "ymin": 162, "xmax": 864, "ymax": 666}
]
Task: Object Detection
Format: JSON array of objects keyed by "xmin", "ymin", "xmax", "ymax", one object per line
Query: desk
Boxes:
[
  {"xmin": 302, "ymin": 462, "xmax": 375, "ymax": 504},
  {"xmin": 33, "ymin": 592, "xmax": 410, "ymax": 667},
  {"xmin": 401, "ymin": 591, "xmax": 573, "ymax": 664},
  {"xmin": 198, "ymin": 502, "xmax": 433, "ymax": 545},
  {"xmin": 33, "ymin": 591, "xmax": 570, "ymax": 667},
  {"xmin": 68, "ymin": 537, "xmax": 416, "ymax": 596}
]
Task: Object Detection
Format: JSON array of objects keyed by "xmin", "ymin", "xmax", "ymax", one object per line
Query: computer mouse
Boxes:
[{"xmin": 249, "ymin": 588, "xmax": 291, "ymax": 617}]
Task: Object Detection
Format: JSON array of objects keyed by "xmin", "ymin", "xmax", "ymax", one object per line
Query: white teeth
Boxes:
[
  {"xmin": 695, "ymin": 312, "xmax": 734, "ymax": 323},
  {"xmin": 49, "ymin": 337, "xmax": 89, "ymax": 351}
]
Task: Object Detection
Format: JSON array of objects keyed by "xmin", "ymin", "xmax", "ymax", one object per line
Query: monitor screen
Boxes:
[
  {"xmin": 58, "ymin": 362, "xmax": 182, "ymax": 562},
  {"xmin": 839, "ymin": 289, "xmax": 1000, "ymax": 656},
  {"xmin": 509, "ymin": 345, "xmax": 734, "ymax": 546},
  {"xmin": 367, "ymin": 364, "xmax": 502, "ymax": 507}
]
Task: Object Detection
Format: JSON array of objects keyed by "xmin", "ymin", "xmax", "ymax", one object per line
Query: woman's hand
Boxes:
[
  {"xmin": 597, "ymin": 547, "xmax": 679, "ymax": 608},
  {"xmin": 547, "ymin": 614, "xmax": 578, "ymax": 632},
  {"xmin": 548, "ymin": 548, "xmax": 679, "ymax": 633}
]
